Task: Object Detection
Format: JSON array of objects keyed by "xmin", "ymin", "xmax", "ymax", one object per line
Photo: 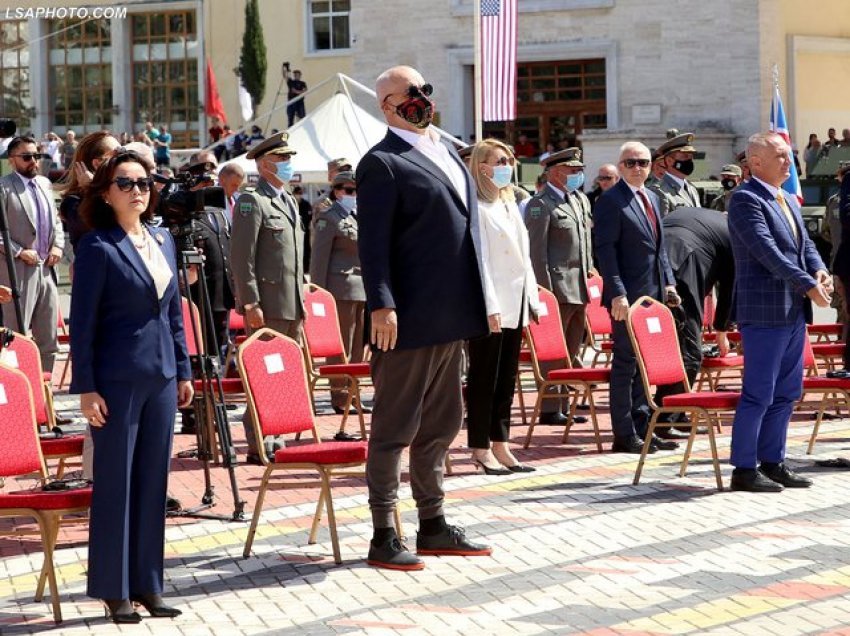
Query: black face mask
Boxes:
[
  {"xmin": 721, "ymin": 178, "xmax": 737, "ymax": 191},
  {"xmin": 673, "ymin": 159, "xmax": 695, "ymax": 176},
  {"xmin": 395, "ymin": 96, "xmax": 434, "ymax": 129}
]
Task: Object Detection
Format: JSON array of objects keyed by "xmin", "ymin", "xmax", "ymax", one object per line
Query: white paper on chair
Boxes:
[
  {"xmin": 0, "ymin": 350, "xmax": 18, "ymax": 368},
  {"xmin": 0, "ymin": 384, "xmax": 6, "ymax": 405},
  {"xmin": 312, "ymin": 302, "xmax": 326, "ymax": 317},
  {"xmin": 538, "ymin": 304, "xmax": 549, "ymax": 317},
  {"xmin": 646, "ymin": 317, "xmax": 662, "ymax": 334},
  {"xmin": 589, "ymin": 285, "xmax": 601, "ymax": 299},
  {"xmin": 264, "ymin": 353, "xmax": 285, "ymax": 374}
]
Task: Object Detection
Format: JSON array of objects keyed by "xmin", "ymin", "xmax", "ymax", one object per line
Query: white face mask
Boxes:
[
  {"xmin": 489, "ymin": 165, "xmax": 513, "ymax": 189},
  {"xmin": 339, "ymin": 195, "xmax": 357, "ymax": 213}
]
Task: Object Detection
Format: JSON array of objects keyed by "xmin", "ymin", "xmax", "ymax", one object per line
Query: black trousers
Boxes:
[
  {"xmin": 466, "ymin": 326, "xmax": 524, "ymax": 449},
  {"xmin": 655, "ymin": 298, "xmax": 704, "ymax": 405},
  {"xmin": 609, "ymin": 320, "xmax": 651, "ymax": 439},
  {"xmin": 842, "ymin": 274, "xmax": 850, "ymax": 368}
]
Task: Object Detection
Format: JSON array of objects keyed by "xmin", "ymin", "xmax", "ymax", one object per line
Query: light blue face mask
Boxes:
[
  {"xmin": 490, "ymin": 165, "xmax": 514, "ymax": 189},
  {"xmin": 339, "ymin": 195, "xmax": 357, "ymax": 213},
  {"xmin": 275, "ymin": 160, "xmax": 294, "ymax": 182},
  {"xmin": 566, "ymin": 172, "xmax": 585, "ymax": 192}
]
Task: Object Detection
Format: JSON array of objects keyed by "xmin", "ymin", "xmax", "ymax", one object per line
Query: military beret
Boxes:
[
  {"xmin": 655, "ymin": 132, "xmax": 697, "ymax": 158},
  {"xmin": 458, "ymin": 145, "xmax": 473, "ymax": 159},
  {"xmin": 246, "ymin": 131, "xmax": 297, "ymax": 160},
  {"xmin": 541, "ymin": 147, "xmax": 583, "ymax": 169},
  {"xmin": 327, "ymin": 157, "xmax": 352, "ymax": 171},
  {"xmin": 720, "ymin": 164, "xmax": 742, "ymax": 177},
  {"xmin": 332, "ymin": 171, "xmax": 356, "ymax": 186}
]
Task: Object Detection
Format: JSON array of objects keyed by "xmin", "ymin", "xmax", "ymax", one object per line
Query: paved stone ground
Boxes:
[{"xmin": 2, "ymin": 366, "xmax": 850, "ymax": 635}]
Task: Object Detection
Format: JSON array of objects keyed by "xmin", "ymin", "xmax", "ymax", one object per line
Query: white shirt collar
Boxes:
[
  {"xmin": 625, "ymin": 181, "xmax": 645, "ymax": 196},
  {"xmin": 752, "ymin": 176, "xmax": 780, "ymax": 198},
  {"xmin": 389, "ymin": 125, "xmax": 435, "ymax": 148},
  {"xmin": 15, "ymin": 172, "xmax": 38, "ymax": 189},
  {"xmin": 546, "ymin": 182, "xmax": 566, "ymax": 200}
]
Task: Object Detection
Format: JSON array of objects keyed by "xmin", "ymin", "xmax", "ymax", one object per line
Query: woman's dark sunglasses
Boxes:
[
  {"xmin": 113, "ymin": 177, "xmax": 154, "ymax": 193},
  {"xmin": 334, "ymin": 185, "xmax": 356, "ymax": 195},
  {"xmin": 622, "ymin": 158, "xmax": 651, "ymax": 168},
  {"xmin": 490, "ymin": 157, "xmax": 515, "ymax": 166}
]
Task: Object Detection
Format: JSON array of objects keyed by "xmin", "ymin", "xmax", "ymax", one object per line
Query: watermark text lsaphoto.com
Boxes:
[{"xmin": 4, "ymin": 6, "xmax": 128, "ymax": 20}]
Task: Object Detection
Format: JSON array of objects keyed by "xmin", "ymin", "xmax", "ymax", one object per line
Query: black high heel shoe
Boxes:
[
  {"xmin": 130, "ymin": 593, "xmax": 182, "ymax": 618},
  {"xmin": 472, "ymin": 459, "xmax": 512, "ymax": 475},
  {"xmin": 103, "ymin": 599, "xmax": 142, "ymax": 624},
  {"xmin": 506, "ymin": 463, "xmax": 536, "ymax": 473}
]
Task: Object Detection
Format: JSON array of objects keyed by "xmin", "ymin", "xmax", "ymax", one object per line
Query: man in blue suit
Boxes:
[
  {"xmin": 593, "ymin": 141, "xmax": 681, "ymax": 454},
  {"xmin": 728, "ymin": 132, "xmax": 831, "ymax": 492},
  {"xmin": 357, "ymin": 66, "xmax": 491, "ymax": 570}
]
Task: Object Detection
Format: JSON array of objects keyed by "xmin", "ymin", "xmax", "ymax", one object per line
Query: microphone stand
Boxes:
[{"xmin": 0, "ymin": 193, "xmax": 24, "ymax": 329}]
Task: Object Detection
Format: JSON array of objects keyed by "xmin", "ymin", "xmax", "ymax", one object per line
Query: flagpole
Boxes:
[{"xmin": 473, "ymin": 0, "xmax": 483, "ymax": 143}]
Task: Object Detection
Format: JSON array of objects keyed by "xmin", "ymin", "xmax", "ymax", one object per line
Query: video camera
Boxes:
[
  {"xmin": 0, "ymin": 118, "xmax": 16, "ymax": 138},
  {"xmin": 158, "ymin": 171, "xmax": 225, "ymax": 250}
]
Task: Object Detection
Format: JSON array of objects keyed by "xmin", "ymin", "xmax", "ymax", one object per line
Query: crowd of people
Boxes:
[{"xmin": 0, "ymin": 62, "xmax": 848, "ymax": 619}]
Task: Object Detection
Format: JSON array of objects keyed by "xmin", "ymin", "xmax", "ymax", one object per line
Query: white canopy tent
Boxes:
[{"xmin": 217, "ymin": 73, "xmax": 462, "ymax": 184}]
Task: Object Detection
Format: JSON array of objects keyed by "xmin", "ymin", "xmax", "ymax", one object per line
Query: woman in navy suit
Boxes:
[{"xmin": 70, "ymin": 150, "xmax": 193, "ymax": 623}]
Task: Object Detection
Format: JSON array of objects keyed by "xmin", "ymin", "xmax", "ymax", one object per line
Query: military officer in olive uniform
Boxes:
[
  {"xmin": 311, "ymin": 157, "xmax": 353, "ymax": 221},
  {"xmin": 230, "ymin": 131, "xmax": 305, "ymax": 461},
  {"xmin": 525, "ymin": 147, "xmax": 593, "ymax": 426},
  {"xmin": 309, "ymin": 170, "xmax": 369, "ymax": 427},
  {"xmin": 649, "ymin": 132, "xmax": 702, "ymax": 217},
  {"xmin": 711, "ymin": 164, "xmax": 743, "ymax": 212}
]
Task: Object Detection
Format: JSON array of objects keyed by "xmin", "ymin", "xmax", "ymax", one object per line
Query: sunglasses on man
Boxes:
[
  {"xmin": 11, "ymin": 153, "xmax": 42, "ymax": 162},
  {"xmin": 112, "ymin": 177, "xmax": 154, "ymax": 193},
  {"xmin": 621, "ymin": 158, "xmax": 651, "ymax": 169}
]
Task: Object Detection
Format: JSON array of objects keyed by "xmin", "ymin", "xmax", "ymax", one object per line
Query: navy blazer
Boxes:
[
  {"xmin": 728, "ymin": 178, "xmax": 824, "ymax": 326},
  {"xmin": 592, "ymin": 179, "xmax": 675, "ymax": 308},
  {"xmin": 356, "ymin": 130, "xmax": 488, "ymax": 350},
  {"xmin": 69, "ymin": 225, "xmax": 192, "ymax": 394}
]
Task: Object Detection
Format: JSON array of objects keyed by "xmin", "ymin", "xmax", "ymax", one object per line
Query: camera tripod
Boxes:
[{"xmin": 172, "ymin": 243, "xmax": 245, "ymax": 521}]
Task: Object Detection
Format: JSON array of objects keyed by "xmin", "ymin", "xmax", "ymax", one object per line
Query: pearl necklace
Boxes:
[{"xmin": 130, "ymin": 231, "xmax": 147, "ymax": 250}]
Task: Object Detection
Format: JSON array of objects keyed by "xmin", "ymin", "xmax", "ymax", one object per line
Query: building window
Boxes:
[
  {"xmin": 0, "ymin": 20, "xmax": 31, "ymax": 133},
  {"xmin": 308, "ymin": 0, "xmax": 350, "ymax": 52},
  {"xmin": 131, "ymin": 10, "xmax": 199, "ymax": 147},
  {"xmin": 49, "ymin": 19, "xmax": 113, "ymax": 133}
]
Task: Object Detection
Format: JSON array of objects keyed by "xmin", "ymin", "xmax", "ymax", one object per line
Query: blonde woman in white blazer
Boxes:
[{"xmin": 466, "ymin": 139, "xmax": 540, "ymax": 474}]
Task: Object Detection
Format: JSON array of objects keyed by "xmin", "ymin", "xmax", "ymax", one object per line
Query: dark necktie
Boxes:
[
  {"xmin": 28, "ymin": 181, "xmax": 49, "ymax": 259},
  {"xmin": 636, "ymin": 189, "xmax": 658, "ymax": 240}
]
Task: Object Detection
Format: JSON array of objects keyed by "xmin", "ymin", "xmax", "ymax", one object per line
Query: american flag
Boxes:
[
  {"xmin": 480, "ymin": 0, "xmax": 517, "ymax": 122},
  {"xmin": 769, "ymin": 85, "xmax": 803, "ymax": 204}
]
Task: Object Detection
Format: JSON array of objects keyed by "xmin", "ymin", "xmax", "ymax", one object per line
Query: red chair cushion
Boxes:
[
  {"xmin": 803, "ymin": 377, "xmax": 850, "ymax": 390},
  {"xmin": 40, "ymin": 435, "xmax": 84, "ymax": 457},
  {"xmin": 547, "ymin": 368, "xmax": 611, "ymax": 382},
  {"xmin": 701, "ymin": 355, "xmax": 744, "ymax": 369},
  {"xmin": 273, "ymin": 441, "xmax": 368, "ymax": 465},
  {"xmin": 0, "ymin": 488, "xmax": 92, "ymax": 510},
  {"xmin": 661, "ymin": 391, "xmax": 740, "ymax": 409},
  {"xmin": 809, "ymin": 323, "xmax": 843, "ymax": 335},
  {"xmin": 600, "ymin": 340, "xmax": 613, "ymax": 351},
  {"xmin": 813, "ymin": 343, "xmax": 845, "ymax": 356},
  {"xmin": 318, "ymin": 363, "xmax": 370, "ymax": 377},
  {"xmin": 518, "ymin": 350, "xmax": 532, "ymax": 363}
]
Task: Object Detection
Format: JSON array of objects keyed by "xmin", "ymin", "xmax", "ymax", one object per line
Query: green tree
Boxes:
[{"xmin": 238, "ymin": 0, "xmax": 267, "ymax": 117}]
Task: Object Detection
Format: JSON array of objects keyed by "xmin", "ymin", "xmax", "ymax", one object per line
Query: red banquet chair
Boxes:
[
  {"xmin": 523, "ymin": 287, "xmax": 608, "ymax": 452},
  {"xmin": 0, "ymin": 332, "xmax": 84, "ymax": 478},
  {"xmin": 800, "ymin": 335, "xmax": 850, "ymax": 454},
  {"xmin": 237, "ymin": 328, "xmax": 369, "ymax": 564},
  {"xmin": 583, "ymin": 274, "xmax": 614, "ymax": 367},
  {"xmin": 0, "ymin": 365, "xmax": 91, "ymax": 622},
  {"xmin": 627, "ymin": 296, "xmax": 741, "ymax": 490},
  {"xmin": 302, "ymin": 284, "xmax": 370, "ymax": 440}
]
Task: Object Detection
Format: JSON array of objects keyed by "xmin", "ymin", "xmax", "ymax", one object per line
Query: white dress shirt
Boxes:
[
  {"xmin": 389, "ymin": 126, "xmax": 469, "ymax": 210},
  {"xmin": 477, "ymin": 196, "xmax": 540, "ymax": 329}
]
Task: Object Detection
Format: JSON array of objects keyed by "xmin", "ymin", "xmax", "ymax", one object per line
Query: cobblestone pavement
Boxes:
[{"xmin": 2, "ymin": 377, "xmax": 850, "ymax": 635}]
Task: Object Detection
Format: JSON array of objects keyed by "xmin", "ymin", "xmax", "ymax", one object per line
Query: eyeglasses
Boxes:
[
  {"xmin": 382, "ymin": 82, "xmax": 433, "ymax": 103},
  {"xmin": 621, "ymin": 158, "xmax": 651, "ymax": 169},
  {"xmin": 489, "ymin": 157, "xmax": 515, "ymax": 166},
  {"xmin": 12, "ymin": 153, "xmax": 40, "ymax": 162},
  {"xmin": 113, "ymin": 176, "xmax": 154, "ymax": 193},
  {"xmin": 334, "ymin": 185, "xmax": 356, "ymax": 195}
]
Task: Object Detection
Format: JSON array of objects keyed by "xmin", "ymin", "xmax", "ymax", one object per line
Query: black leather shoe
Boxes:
[
  {"xmin": 333, "ymin": 431, "xmax": 362, "ymax": 442},
  {"xmin": 245, "ymin": 454, "xmax": 264, "ymax": 466},
  {"xmin": 611, "ymin": 435, "xmax": 655, "ymax": 454},
  {"xmin": 730, "ymin": 468, "xmax": 784, "ymax": 492},
  {"xmin": 539, "ymin": 411, "xmax": 568, "ymax": 425},
  {"xmin": 759, "ymin": 463, "xmax": 813, "ymax": 488},
  {"xmin": 416, "ymin": 524, "xmax": 492, "ymax": 556},
  {"xmin": 655, "ymin": 427, "xmax": 690, "ymax": 440},
  {"xmin": 570, "ymin": 414, "xmax": 588, "ymax": 424},
  {"xmin": 506, "ymin": 463, "xmax": 536, "ymax": 473},
  {"xmin": 367, "ymin": 536, "xmax": 424, "ymax": 571},
  {"xmin": 103, "ymin": 599, "xmax": 142, "ymax": 624},
  {"xmin": 130, "ymin": 593, "xmax": 182, "ymax": 618},
  {"xmin": 650, "ymin": 436, "xmax": 680, "ymax": 451}
]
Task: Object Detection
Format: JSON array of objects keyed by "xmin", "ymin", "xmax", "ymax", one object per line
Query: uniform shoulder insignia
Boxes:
[
  {"xmin": 239, "ymin": 201, "xmax": 254, "ymax": 217},
  {"xmin": 529, "ymin": 204, "xmax": 543, "ymax": 219},
  {"xmin": 316, "ymin": 219, "xmax": 327, "ymax": 230}
]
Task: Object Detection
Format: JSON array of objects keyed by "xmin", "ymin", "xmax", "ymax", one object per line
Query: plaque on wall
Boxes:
[{"xmin": 632, "ymin": 104, "xmax": 662, "ymax": 125}]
